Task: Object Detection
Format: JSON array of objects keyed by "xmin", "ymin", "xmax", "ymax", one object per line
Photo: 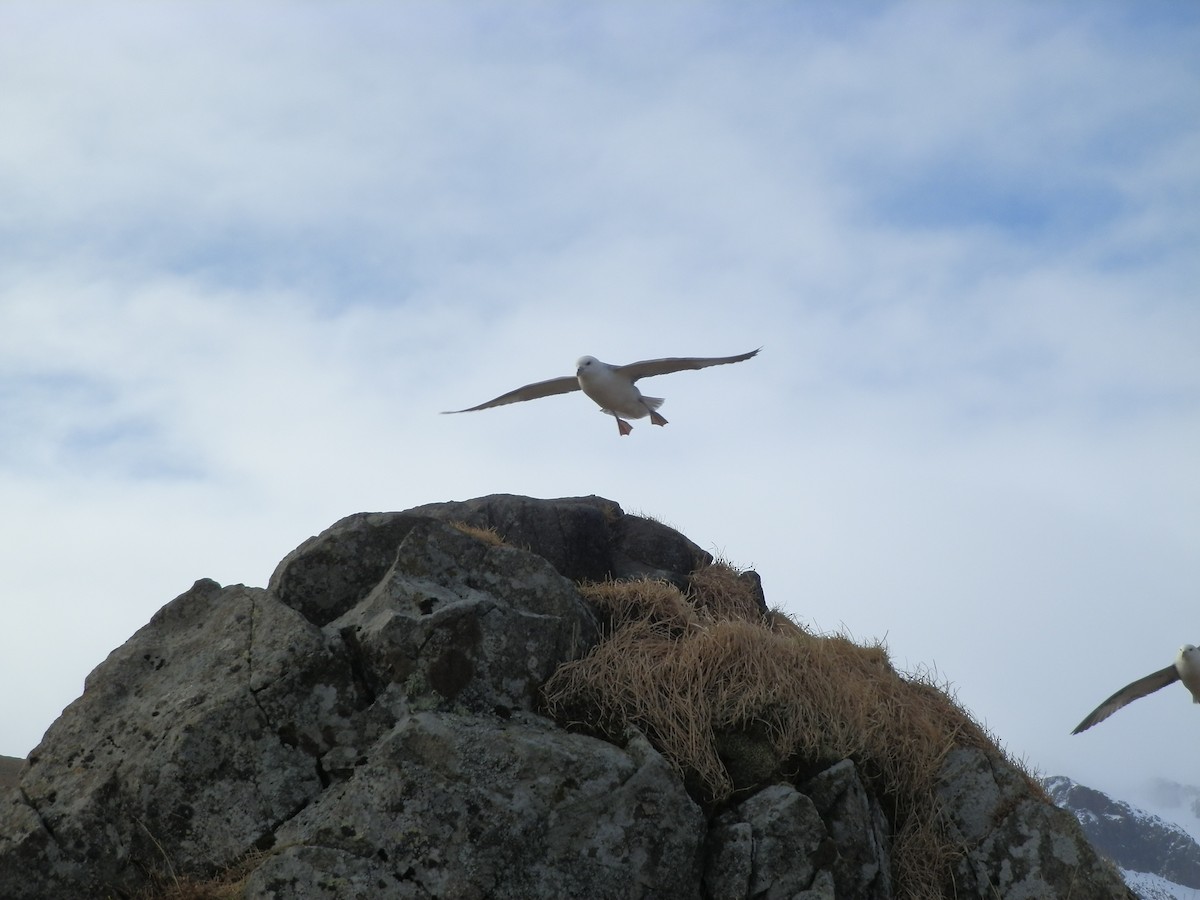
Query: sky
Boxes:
[{"xmin": 1, "ymin": 1, "xmax": 1198, "ymax": 815}]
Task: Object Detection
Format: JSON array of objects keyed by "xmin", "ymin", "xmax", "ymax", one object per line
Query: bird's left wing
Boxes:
[
  {"xmin": 442, "ymin": 375, "xmax": 579, "ymax": 414},
  {"xmin": 1071, "ymin": 664, "xmax": 1181, "ymax": 734},
  {"xmin": 616, "ymin": 348, "xmax": 761, "ymax": 382}
]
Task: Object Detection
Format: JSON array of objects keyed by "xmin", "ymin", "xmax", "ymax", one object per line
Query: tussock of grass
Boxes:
[
  {"xmin": 131, "ymin": 846, "xmax": 268, "ymax": 900},
  {"xmin": 449, "ymin": 520, "xmax": 505, "ymax": 546},
  {"xmin": 544, "ymin": 563, "xmax": 1002, "ymax": 900},
  {"xmin": 134, "ymin": 862, "xmax": 255, "ymax": 899},
  {"xmin": 686, "ymin": 560, "xmax": 766, "ymax": 621},
  {"xmin": 583, "ymin": 577, "xmax": 703, "ymax": 633}
]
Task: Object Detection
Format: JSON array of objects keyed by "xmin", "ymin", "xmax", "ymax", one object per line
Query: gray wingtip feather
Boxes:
[{"xmin": 1070, "ymin": 664, "xmax": 1180, "ymax": 734}]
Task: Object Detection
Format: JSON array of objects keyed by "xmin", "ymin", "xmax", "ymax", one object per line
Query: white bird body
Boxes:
[
  {"xmin": 1071, "ymin": 644, "xmax": 1200, "ymax": 734},
  {"xmin": 575, "ymin": 356, "xmax": 666, "ymax": 433},
  {"xmin": 444, "ymin": 349, "xmax": 759, "ymax": 435},
  {"xmin": 1180, "ymin": 644, "xmax": 1200, "ymax": 700}
]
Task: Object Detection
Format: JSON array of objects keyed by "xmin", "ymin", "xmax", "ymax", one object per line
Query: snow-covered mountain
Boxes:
[
  {"xmin": 1046, "ymin": 775, "xmax": 1200, "ymax": 900},
  {"xmin": 1123, "ymin": 869, "xmax": 1200, "ymax": 900}
]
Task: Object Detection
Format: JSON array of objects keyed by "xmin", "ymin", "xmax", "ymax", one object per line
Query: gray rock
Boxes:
[
  {"xmin": 704, "ymin": 820, "xmax": 752, "ymax": 900},
  {"xmin": 936, "ymin": 747, "xmax": 1137, "ymax": 899},
  {"xmin": 797, "ymin": 869, "xmax": 837, "ymax": 899},
  {"xmin": 708, "ymin": 784, "xmax": 831, "ymax": 900},
  {"xmin": 0, "ymin": 756, "xmax": 20, "ymax": 794},
  {"xmin": 407, "ymin": 493, "xmax": 713, "ymax": 587},
  {"xmin": 269, "ymin": 513, "xmax": 428, "ymax": 627},
  {"xmin": 330, "ymin": 519, "xmax": 598, "ymax": 716},
  {"xmin": 247, "ymin": 717, "xmax": 704, "ymax": 899},
  {"xmin": 0, "ymin": 578, "xmax": 357, "ymax": 898},
  {"xmin": 802, "ymin": 759, "xmax": 892, "ymax": 900}
]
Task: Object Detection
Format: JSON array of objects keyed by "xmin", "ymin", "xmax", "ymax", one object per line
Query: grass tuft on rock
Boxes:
[
  {"xmin": 448, "ymin": 520, "xmax": 505, "ymax": 546},
  {"xmin": 132, "ymin": 849, "xmax": 264, "ymax": 900},
  {"xmin": 543, "ymin": 561, "xmax": 1015, "ymax": 900}
]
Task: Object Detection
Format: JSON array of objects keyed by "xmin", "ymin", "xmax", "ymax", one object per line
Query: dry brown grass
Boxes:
[
  {"xmin": 544, "ymin": 562, "xmax": 1004, "ymax": 900},
  {"xmin": 449, "ymin": 520, "xmax": 505, "ymax": 546},
  {"xmin": 130, "ymin": 845, "xmax": 266, "ymax": 900},
  {"xmin": 686, "ymin": 560, "xmax": 767, "ymax": 621},
  {"xmin": 134, "ymin": 868, "xmax": 250, "ymax": 900}
]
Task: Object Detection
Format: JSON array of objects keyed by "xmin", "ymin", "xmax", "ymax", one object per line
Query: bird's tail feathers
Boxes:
[{"xmin": 642, "ymin": 396, "xmax": 664, "ymax": 411}]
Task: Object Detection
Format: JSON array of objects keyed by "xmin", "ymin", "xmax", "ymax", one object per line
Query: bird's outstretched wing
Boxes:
[
  {"xmin": 616, "ymin": 348, "xmax": 761, "ymax": 382},
  {"xmin": 442, "ymin": 375, "xmax": 579, "ymax": 414},
  {"xmin": 1071, "ymin": 664, "xmax": 1180, "ymax": 734}
]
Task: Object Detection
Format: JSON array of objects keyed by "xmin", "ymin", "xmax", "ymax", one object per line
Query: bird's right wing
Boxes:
[
  {"xmin": 442, "ymin": 375, "xmax": 579, "ymax": 413},
  {"xmin": 1071, "ymin": 664, "xmax": 1180, "ymax": 734},
  {"xmin": 616, "ymin": 348, "xmax": 761, "ymax": 382}
]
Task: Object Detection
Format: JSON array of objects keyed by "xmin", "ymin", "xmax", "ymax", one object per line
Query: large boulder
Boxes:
[
  {"xmin": 0, "ymin": 578, "xmax": 354, "ymax": 898},
  {"xmin": 266, "ymin": 495, "xmax": 712, "ymax": 627},
  {"xmin": 0, "ymin": 494, "xmax": 1135, "ymax": 900},
  {"xmin": 0, "ymin": 498, "xmax": 704, "ymax": 899}
]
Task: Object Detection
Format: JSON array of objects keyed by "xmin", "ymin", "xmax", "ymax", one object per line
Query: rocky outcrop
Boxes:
[{"xmin": 0, "ymin": 494, "xmax": 1133, "ymax": 899}]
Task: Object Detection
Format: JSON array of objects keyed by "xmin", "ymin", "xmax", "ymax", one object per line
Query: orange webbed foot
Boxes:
[
  {"xmin": 650, "ymin": 411, "xmax": 668, "ymax": 427},
  {"xmin": 617, "ymin": 418, "xmax": 633, "ymax": 436}
]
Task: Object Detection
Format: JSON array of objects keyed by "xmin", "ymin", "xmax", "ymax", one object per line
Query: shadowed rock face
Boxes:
[
  {"xmin": 0, "ymin": 758, "xmax": 19, "ymax": 794},
  {"xmin": 0, "ymin": 494, "xmax": 1134, "ymax": 900},
  {"xmin": 403, "ymin": 493, "xmax": 713, "ymax": 588}
]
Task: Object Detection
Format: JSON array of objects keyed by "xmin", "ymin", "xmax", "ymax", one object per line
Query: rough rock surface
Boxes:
[
  {"xmin": 404, "ymin": 494, "xmax": 712, "ymax": 587},
  {"xmin": 803, "ymin": 759, "xmax": 892, "ymax": 899},
  {"xmin": 0, "ymin": 758, "xmax": 19, "ymax": 794},
  {"xmin": 0, "ymin": 494, "xmax": 1134, "ymax": 899},
  {"xmin": 246, "ymin": 720, "xmax": 704, "ymax": 899},
  {"xmin": 936, "ymin": 748, "xmax": 1135, "ymax": 899}
]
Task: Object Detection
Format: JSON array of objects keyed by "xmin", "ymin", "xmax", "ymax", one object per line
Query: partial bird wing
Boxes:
[
  {"xmin": 1071, "ymin": 664, "xmax": 1181, "ymax": 734},
  {"xmin": 442, "ymin": 375, "xmax": 579, "ymax": 413},
  {"xmin": 616, "ymin": 348, "xmax": 761, "ymax": 382}
]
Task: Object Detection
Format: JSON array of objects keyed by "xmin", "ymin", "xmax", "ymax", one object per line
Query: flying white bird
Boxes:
[
  {"xmin": 444, "ymin": 349, "xmax": 761, "ymax": 435},
  {"xmin": 1071, "ymin": 644, "xmax": 1200, "ymax": 734}
]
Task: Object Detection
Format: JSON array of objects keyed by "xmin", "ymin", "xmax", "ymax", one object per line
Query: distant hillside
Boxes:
[
  {"xmin": 0, "ymin": 756, "xmax": 21, "ymax": 792},
  {"xmin": 1046, "ymin": 774, "xmax": 1200, "ymax": 895}
]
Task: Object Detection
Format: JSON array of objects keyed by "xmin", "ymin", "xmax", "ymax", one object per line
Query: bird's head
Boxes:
[{"xmin": 576, "ymin": 356, "xmax": 598, "ymax": 376}]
